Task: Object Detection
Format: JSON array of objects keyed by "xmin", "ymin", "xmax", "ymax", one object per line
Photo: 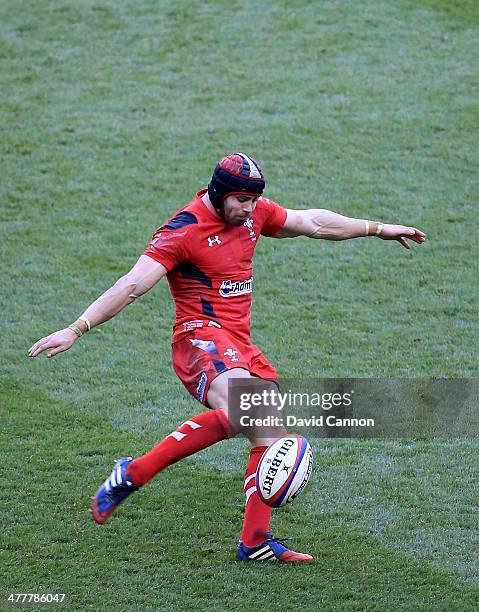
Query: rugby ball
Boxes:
[{"xmin": 256, "ymin": 436, "xmax": 313, "ymax": 507}]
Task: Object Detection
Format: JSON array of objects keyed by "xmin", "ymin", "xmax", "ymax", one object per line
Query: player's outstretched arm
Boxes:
[
  {"xmin": 28, "ymin": 255, "xmax": 167, "ymax": 359},
  {"xmin": 274, "ymin": 208, "xmax": 425, "ymax": 249}
]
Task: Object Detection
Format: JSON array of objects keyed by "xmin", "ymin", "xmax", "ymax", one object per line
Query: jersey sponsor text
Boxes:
[{"xmin": 219, "ymin": 277, "xmax": 253, "ymax": 298}]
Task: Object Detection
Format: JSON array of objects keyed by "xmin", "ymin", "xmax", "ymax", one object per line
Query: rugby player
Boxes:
[{"xmin": 28, "ymin": 154, "xmax": 425, "ymax": 563}]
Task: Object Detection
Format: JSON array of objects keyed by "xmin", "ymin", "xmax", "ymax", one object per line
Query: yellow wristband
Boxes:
[
  {"xmin": 68, "ymin": 325, "xmax": 83, "ymax": 337},
  {"xmin": 69, "ymin": 318, "xmax": 89, "ymax": 336},
  {"xmin": 79, "ymin": 316, "xmax": 91, "ymax": 331}
]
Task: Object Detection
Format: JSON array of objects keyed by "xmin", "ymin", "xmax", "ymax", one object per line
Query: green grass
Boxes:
[{"xmin": 1, "ymin": 0, "xmax": 478, "ymax": 610}]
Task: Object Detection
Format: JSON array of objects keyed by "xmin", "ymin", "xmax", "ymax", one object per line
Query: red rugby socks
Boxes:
[
  {"xmin": 240, "ymin": 446, "xmax": 273, "ymax": 547},
  {"xmin": 125, "ymin": 418, "xmax": 273, "ymax": 546},
  {"xmin": 127, "ymin": 409, "xmax": 229, "ymax": 487}
]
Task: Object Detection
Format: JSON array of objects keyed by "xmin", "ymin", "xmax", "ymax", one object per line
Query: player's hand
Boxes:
[
  {"xmin": 28, "ymin": 328, "xmax": 78, "ymax": 358},
  {"xmin": 379, "ymin": 224, "xmax": 426, "ymax": 249}
]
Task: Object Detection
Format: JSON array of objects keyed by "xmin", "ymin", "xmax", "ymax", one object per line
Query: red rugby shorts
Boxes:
[{"xmin": 172, "ymin": 327, "xmax": 277, "ymax": 406}]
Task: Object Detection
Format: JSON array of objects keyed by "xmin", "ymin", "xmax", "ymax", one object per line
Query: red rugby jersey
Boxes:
[{"xmin": 144, "ymin": 189, "xmax": 287, "ymax": 344}]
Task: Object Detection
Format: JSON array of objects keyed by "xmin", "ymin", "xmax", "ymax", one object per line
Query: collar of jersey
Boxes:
[
  {"xmin": 196, "ymin": 189, "xmax": 228, "ymax": 224},
  {"xmin": 196, "ymin": 189, "xmax": 261, "ymax": 227}
]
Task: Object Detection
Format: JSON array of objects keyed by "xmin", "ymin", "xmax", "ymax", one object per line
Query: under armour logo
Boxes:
[{"xmin": 208, "ymin": 235, "xmax": 221, "ymax": 247}]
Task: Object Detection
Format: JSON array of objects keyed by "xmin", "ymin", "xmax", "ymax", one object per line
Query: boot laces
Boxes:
[{"xmin": 265, "ymin": 532, "xmax": 291, "ymax": 545}]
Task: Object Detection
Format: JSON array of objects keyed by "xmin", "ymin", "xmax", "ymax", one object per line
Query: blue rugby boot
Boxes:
[
  {"xmin": 237, "ymin": 532, "xmax": 314, "ymax": 563},
  {"xmin": 91, "ymin": 457, "xmax": 138, "ymax": 524}
]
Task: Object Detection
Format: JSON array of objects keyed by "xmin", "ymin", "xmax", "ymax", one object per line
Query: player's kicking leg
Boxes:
[{"xmin": 91, "ymin": 406, "xmax": 230, "ymax": 523}]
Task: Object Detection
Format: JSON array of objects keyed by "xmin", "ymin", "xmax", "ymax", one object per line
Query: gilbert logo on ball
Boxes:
[{"xmin": 256, "ymin": 436, "xmax": 313, "ymax": 508}]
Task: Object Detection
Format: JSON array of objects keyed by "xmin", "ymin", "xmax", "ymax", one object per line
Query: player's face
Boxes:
[{"xmin": 223, "ymin": 194, "xmax": 259, "ymax": 225}]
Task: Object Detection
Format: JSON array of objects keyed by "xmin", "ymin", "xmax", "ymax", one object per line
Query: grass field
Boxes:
[{"xmin": 1, "ymin": 0, "xmax": 478, "ymax": 610}]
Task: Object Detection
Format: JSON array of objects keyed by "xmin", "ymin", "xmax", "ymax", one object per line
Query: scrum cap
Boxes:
[{"xmin": 208, "ymin": 153, "xmax": 265, "ymax": 210}]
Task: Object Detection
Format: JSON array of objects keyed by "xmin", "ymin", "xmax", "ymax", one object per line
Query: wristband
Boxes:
[
  {"xmin": 364, "ymin": 221, "xmax": 370, "ymax": 236},
  {"xmin": 68, "ymin": 325, "xmax": 83, "ymax": 337},
  {"xmin": 69, "ymin": 317, "xmax": 90, "ymax": 337},
  {"xmin": 79, "ymin": 316, "xmax": 91, "ymax": 331},
  {"xmin": 376, "ymin": 223, "xmax": 383, "ymax": 236}
]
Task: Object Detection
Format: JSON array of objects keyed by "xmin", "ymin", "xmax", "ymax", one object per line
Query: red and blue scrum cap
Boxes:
[{"xmin": 208, "ymin": 153, "xmax": 265, "ymax": 210}]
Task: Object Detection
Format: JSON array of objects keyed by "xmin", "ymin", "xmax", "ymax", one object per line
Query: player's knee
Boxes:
[
  {"xmin": 214, "ymin": 403, "xmax": 247, "ymax": 437},
  {"xmin": 208, "ymin": 390, "xmax": 229, "ymax": 413},
  {"xmin": 219, "ymin": 406, "xmax": 245, "ymax": 436}
]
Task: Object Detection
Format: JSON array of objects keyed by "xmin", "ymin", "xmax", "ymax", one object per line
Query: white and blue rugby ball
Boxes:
[{"xmin": 256, "ymin": 436, "xmax": 313, "ymax": 508}]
